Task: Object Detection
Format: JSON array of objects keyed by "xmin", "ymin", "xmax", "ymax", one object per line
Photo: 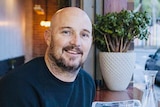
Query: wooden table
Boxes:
[
  {"xmin": 94, "ymin": 86, "xmax": 160, "ymax": 107},
  {"xmin": 95, "ymin": 87, "xmax": 142, "ymax": 101}
]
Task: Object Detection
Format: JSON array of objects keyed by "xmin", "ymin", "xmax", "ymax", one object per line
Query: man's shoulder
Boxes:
[
  {"xmin": 23, "ymin": 57, "xmax": 44, "ymax": 67},
  {"xmin": 14, "ymin": 57, "xmax": 44, "ymax": 71}
]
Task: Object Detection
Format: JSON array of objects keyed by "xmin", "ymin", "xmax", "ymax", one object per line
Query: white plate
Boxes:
[{"xmin": 92, "ymin": 99, "xmax": 141, "ymax": 107}]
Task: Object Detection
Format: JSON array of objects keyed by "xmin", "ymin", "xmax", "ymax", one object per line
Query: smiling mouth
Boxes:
[
  {"xmin": 63, "ymin": 46, "xmax": 83, "ymax": 55},
  {"xmin": 66, "ymin": 50, "xmax": 81, "ymax": 54}
]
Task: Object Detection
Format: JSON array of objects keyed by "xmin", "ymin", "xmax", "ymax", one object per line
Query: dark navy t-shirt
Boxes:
[{"xmin": 0, "ymin": 57, "xmax": 96, "ymax": 107}]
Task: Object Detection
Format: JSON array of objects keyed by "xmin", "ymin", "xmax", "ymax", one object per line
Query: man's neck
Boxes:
[{"xmin": 44, "ymin": 54, "xmax": 79, "ymax": 82}]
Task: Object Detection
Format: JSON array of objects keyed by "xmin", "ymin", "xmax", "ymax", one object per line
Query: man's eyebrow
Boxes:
[{"xmin": 83, "ymin": 29, "xmax": 90, "ymax": 34}]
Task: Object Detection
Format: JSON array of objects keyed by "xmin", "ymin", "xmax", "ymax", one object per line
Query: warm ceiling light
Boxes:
[
  {"xmin": 40, "ymin": 20, "xmax": 50, "ymax": 27},
  {"xmin": 40, "ymin": 0, "xmax": 50, "ymax": 27},
  {"xmin": 33, "ymin": 4, "xmax": 44, "ymax": 15}
]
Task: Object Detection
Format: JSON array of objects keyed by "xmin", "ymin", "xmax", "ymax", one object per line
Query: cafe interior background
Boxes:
[{"xmin": 0, "ymin": 0, "xmax": 160, "ymax": 87}]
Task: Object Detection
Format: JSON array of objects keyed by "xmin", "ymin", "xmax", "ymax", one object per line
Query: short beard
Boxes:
[
  {"xmin": 48, "ymin": 51, "xmax": 82, "ymax": 73},
  {"xmin": 48, "ymin": 36, "xmax": 83, "ymax": 73}
]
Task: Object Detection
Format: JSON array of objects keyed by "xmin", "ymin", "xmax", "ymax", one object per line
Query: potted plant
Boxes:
[{"xmin": 93, "ymin": 10, "xmax": 151, "ymax": 91}]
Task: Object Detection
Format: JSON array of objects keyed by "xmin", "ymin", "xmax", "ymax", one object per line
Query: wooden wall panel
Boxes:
[{"xmin": 32, "ymin": 0, "xmax": 59, "ymax": 58}]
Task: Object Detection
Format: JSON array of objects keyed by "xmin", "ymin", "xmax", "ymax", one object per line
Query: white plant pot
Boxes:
[{"xmin": 99, "ymin": 52, "xmax": 136, "ymax": 91}]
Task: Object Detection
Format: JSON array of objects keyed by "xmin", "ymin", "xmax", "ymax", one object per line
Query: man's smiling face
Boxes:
[{"xmin": 47, "ymin": 8, "xmax": 92, "ymax": 72}]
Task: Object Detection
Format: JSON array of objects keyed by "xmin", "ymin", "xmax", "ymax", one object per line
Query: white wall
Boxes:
[
  {"xmin": 82, "ymin": 0, "xmax": 95, "ymax": 78},
  {"xmin": 82, "ymin": 0, "xmax": 103, "ymax": 79},
  {"xmin": 0, "ymin": 0, "xmax": 25, "ymax": 60}
]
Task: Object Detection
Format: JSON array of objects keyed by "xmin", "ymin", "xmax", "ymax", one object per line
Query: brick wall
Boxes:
[{"xmin": 32, "ymin": 0, "xmax": 59, "ymax": 58}]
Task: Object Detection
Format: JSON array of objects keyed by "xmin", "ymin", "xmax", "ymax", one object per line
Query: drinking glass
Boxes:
[{"xmin": 142, "ymin": 70, "xmax": 158, "ymax": 107}]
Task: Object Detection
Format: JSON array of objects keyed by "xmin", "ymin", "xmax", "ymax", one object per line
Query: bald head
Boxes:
[{"xmin": 50, "ymin": 7, "xmax": 92, "ymax": 32}]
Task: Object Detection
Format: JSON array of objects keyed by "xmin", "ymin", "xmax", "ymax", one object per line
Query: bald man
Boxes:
[{"xmin": 0, "ymin": 7, "xmax": 96, "ymax": 107}]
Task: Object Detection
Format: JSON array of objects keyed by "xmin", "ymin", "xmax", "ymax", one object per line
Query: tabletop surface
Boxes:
[
  {"xmin": 94, "ymin": 87, "xmax": 142, "ymax": 102},
  {"xmin": 94, "ymin": 84, "xmax": 160, "ymax": 107}
]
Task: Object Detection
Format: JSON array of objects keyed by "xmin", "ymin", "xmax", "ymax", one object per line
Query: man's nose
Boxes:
[{"xmin": 70, "ymin": 34, "xmax": 81, "ymax": 46}]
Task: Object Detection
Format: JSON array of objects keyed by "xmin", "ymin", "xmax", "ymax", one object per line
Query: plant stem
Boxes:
[
  {"xmin": 104, "ymin": 34, "xmax": 110, "ymax": 52},
  {"xmin": 120, "ymin": 37, "xmax": 124, "ymax": 52}
]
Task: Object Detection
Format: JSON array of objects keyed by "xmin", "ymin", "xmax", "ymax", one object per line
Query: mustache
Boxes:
[{"xmin": 63, "ymin": 45, "xmax": 83, "ymax": 54}]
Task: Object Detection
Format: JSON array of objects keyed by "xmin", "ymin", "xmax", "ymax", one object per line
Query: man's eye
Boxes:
[
  {"xmin": 82, "ymin": 33, "xmax": 89, "ymax": 38},
  {"xmin": 62, "ymin": 30, "xmax": 70, "ymax": 35}
]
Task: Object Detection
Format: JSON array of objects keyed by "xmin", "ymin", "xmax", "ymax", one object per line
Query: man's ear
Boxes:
[{"xmin": 44, "ymin": 29, "xmax": 51, "ymax": 46}]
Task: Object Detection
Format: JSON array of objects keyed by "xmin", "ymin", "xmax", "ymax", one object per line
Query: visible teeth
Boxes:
[{"xmin": 67, "ymin": 50, "xmax": 78, "ymax": 54}]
